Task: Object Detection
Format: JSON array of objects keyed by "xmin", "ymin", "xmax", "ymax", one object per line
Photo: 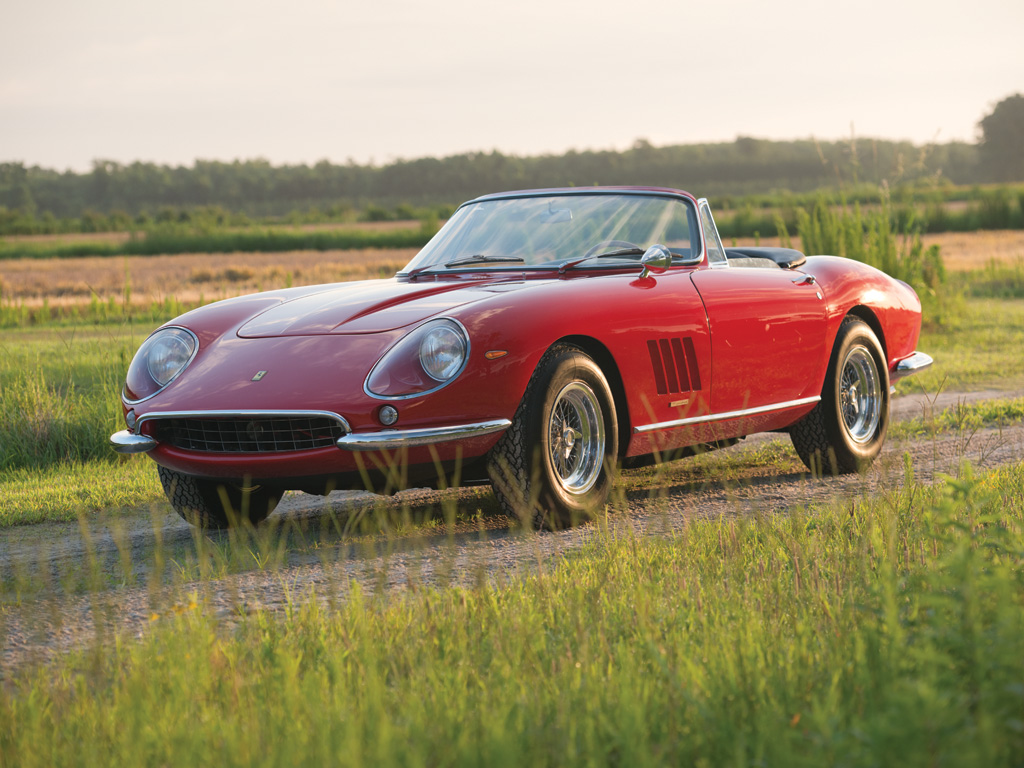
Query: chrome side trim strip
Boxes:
[
  {"xmin": 891, "ymin": 351, "xmax": 933, "ymax": 381},
  {"xmin": 337, "ymin": 418, "xmax": 511, "ymax": 452},
  {"xmin": 634, "ymin": 396, "xmax": 821, "ymax": 434},
  {"xmin": 135, "ymin": 409, "xmax": 354, "ymax": 433},
  {"xmin": 110, "ymin": 430, "xmax": 158, "ymax": 454}
]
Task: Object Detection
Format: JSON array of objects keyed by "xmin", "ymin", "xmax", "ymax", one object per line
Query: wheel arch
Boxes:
[
  {"xmin": 844, "ymin": 305, "xmax": 887, "ymax": 359},
  {"xmin": 554, "ymin": 334, "xmax": 631, "ymax": 458}
]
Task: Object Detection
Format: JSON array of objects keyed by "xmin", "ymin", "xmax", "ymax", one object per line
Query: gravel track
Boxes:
[{"xmin": 2, "ymin": 389, "xmax": 1022, "ymax": 672}]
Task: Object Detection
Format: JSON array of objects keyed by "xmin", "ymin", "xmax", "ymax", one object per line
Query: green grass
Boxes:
[
  {"xmin": 891, "ymin": 396, "xmax": 1024, "ymax": 440},
  {"xmin": 2, "ymin": 464, "xmax": 1022, "ymax": 765},
  {"xmin": 956, "ymin": 258, "xmax": 1024, "ymax": 299},
  {"xmin": 0, "ymin": 458, "xmax": 161, "ymax": 526},
  {"xmin": 0, "ymin": 325, "xmax": 141, "ymax": 473},
  {"xmin": 0, "ymin": 225, "xmax": 433, "ymax": 261},
  {"xmin": 2, "ymin": 265, "xmax": 1024, "ymax": 762},
  {"xmin": 910, "ymin": 298, "xmax": 1024, "ymax": 393}
]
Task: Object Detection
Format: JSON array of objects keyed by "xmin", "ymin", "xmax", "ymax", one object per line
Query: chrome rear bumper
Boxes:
[{"xmin": 891, "ymin": 351, "xmax": 933, "ymax": 382}]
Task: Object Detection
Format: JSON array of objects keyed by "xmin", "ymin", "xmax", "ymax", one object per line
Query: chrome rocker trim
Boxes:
[
  {"xmin": 890, "ymin": 351, "xmax": 933, "ymax": 382},
  {"xmin": 634, "ymin": 396, "xmax": 821, "ymax": 434},
  {"xmin": 110, "ymin": 410, "xmax": 354, "ymax": 455},
  {"xmin": 336, "ymin": 419, "xmax": 512, "ymax": 452}
]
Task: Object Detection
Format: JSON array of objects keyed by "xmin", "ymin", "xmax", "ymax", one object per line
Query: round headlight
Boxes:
[
  {"xmin": 419, "ymin": 324, "xmax": 467, "ymax": 381},
  {"xmin": 124, "ymin": 326, "xmax": 198, "ymax": 402},
  {"xmin": 365, "ymin": 318, "xmax": 470, "ymax": 399},
  {"xmin": 147, "ymin": 331, "xmax": 196, "ymax": 386}
]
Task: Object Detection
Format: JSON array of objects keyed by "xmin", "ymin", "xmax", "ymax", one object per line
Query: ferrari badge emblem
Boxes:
[{"xmin": 251, "ymin": 370, "xmax": 268, "ymax": 382}]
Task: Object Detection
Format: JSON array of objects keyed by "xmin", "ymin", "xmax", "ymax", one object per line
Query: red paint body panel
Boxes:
[
  {"xmin": 690, "ymin": 268, "xmax": 827, "ymax": 412},
  {"xmin": 801, "ymin": 256, "xmax": 922, "ymax": 370},
  {"xmin": 119, "ymin": 188, "xmax": 925, "ymax": 495}
]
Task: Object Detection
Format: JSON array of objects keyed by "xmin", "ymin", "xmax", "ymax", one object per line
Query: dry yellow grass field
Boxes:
[
  {"xmin": 731, "ymin": 229, "xmax": 1024, "ymax": 272},
  {"xmin": 2, "ymin": 230, "xmax": 1022, "ymax": 310},
  {"xmin": 1, "ymin": 248, "xmax": 417, "ymax": 307}
]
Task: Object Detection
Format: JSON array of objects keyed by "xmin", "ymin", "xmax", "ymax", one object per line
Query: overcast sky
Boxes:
[{"xmin": 2, "ymin": 0, "xmax": 1021, "ymax": 171}]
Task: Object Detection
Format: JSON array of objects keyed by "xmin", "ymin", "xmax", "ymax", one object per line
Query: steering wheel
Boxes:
[{"xmin": 582, "ymin": 240, "xmax": 641, "ymax": 259}]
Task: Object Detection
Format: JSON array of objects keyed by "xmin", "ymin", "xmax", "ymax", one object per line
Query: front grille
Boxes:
[{"xmin": 153, "ymin": 416, "xmax": 345, "ymax": 453}]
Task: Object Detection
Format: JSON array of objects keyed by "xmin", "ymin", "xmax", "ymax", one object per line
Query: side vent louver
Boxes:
[{"xmin": 647, "ymin": 337, "xmax": 702, "ymax": 395}]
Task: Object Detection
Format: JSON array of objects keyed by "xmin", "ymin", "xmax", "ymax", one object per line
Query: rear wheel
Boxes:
[
  {"xmin": 158, "ymin": 465, "xmax": 279, "ymax": 528},
  {"xmin": 488, "ymin": 344, "xmax": 618, "ymax": 530},
  {"xmin": 790, "ymin": 317, "xmax": 889, "ymax": 475}
]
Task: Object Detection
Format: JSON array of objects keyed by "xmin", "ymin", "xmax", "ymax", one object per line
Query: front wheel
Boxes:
[
  {"xmin": 790, "ymin": 317, "xmax": 889, "ymax": 475},
  {"xmin": 488, "ymin": 344, "xmax": 619, "ymax": 530},
  {"xmin": 158, "ymin": 465, "xmax": 279, "ymax": 528}
]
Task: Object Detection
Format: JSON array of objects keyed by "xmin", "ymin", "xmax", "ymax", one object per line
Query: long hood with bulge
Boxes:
[{"xmin": 237, "ymin": 277, "xmax": 532, "ymax": 337}]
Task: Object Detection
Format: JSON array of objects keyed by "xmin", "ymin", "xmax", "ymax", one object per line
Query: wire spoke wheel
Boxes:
[
  {"xmin": 487, "ymin": 344, "xmax": 619, "ymax": 529},
  {"xmin": 839, "ymin": 346, "xmax": 881, "ymax": 444},
  {"xmin": 547, "ymin": 381, "xmax": 605, "ymax": 495},
  {"xmin": 789, "ymin": 317, "xmax": 889, "ymax": 475}
]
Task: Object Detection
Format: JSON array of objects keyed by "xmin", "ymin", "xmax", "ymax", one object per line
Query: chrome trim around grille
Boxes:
[
  {"xmin": 110, "ymin": 410, "xmax": 354, "ymax": 455},
  {"xmin": 135, "ymin": 409, "xmax": 353, "ymax": 432},
  {"xmin": 891, "ymin": 351, "xmax": 933, "ymax": 381},
  {"xmin": 336, "ymin": 418, "xmax": 511, "ymax": 451},
  {"xmin": 110, "ymin": 430, "xmax": 158, "ymax": 454},
  {"xmin": 634, "ymin": 396, "xmax": 821, "ymax": 434}
]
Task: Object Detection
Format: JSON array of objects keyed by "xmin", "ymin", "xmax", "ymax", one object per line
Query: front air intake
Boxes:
[{"xmin": 152, "ymin": 415, "xmax": 346, "ymax": 453}]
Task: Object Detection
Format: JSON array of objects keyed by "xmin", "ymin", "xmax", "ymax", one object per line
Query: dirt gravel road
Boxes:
[{"xmin": 2, "ymin": 389, "xmax": 1022, "ymax": 671}]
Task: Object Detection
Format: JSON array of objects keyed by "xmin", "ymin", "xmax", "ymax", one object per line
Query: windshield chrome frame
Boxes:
[
  {"xmin": 398, "ymin": 189, "xmax": 705, "ymax": 276},
  {"xmin": 697, "ymin": 198, "xmax": 730, "ymax": 270}
]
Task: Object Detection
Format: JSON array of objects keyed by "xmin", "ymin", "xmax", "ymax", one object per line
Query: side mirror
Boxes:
[{"xmin": 639, "ymin": 244, "xmax": 672, "ymax": 278}]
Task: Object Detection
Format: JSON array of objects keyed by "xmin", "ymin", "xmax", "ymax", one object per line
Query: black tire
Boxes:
[
  {"xmin": 487, "ymin": 344, "xmax": 619, "ymax": 530},
  {"xmin": 157, "ymin": 465, "xmax": 279, "ymax": 529},
  {"xmin": 790, "ymin": 316, "xmax": 889, "ymax": 475}
]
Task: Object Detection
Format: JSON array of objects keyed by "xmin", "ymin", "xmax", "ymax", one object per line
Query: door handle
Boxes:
[{"xmin": 792, "ymin": 274, "xmax": 816, "ymax": 285}]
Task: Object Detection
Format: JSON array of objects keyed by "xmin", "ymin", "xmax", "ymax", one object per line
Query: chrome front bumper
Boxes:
[
  {"xmin": 110, "ymin": 430, "xmax": 159, "ymax": 454},
  {"xmin": 111, "ymin": 417, "xmax": 511, "ymax": 455},
  {"xmin": 891, "ymin": 351, "xmax": 934, "ymax": 382},
  {"xmin": 335, "ymin": 419, "xmax": 511, "ymax": 451}
]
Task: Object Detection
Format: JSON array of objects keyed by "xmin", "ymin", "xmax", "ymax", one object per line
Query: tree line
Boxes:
[{"xmin": 2, "ymin": 94, "xmax": 1021, "ymax": 223}]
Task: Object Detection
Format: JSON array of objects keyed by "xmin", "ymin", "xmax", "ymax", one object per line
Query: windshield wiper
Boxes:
[
  {"xmin": 444, "ymin": 255, "xmax": 525, "ymax": 268},
  {"xmin": 558, "ymin": 247, "xmax": 646, "ymax": 274}
]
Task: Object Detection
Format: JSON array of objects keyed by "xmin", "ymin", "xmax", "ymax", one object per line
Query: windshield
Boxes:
[{"xmin": 401, "ymin": 192, "xmax": 700, "ymax": 273}]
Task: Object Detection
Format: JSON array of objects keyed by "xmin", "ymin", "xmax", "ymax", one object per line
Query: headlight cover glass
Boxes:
[
  {"xmin": 123, "ymin": 326, "xmax": 198, "ymax": 403},
  {"xmin": 366, "ymin": 319, "xmax": 469, "ymax": 399}
]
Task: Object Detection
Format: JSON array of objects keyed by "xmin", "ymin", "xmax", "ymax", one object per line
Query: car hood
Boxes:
[{"xmin": 237, "ymin": 277, "xmax": 532, "ymax": 337}]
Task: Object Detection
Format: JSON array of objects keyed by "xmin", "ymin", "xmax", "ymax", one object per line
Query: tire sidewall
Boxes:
[
  {"xmin": 525, "ymin": 348, "xmax": 619, "ymax": 523},
  {"xmin": 158, "ymin": 465, "xmax": 277, "ymax": 528},
  {"xmin": 824, "ymin": 320, "xmax": 889, "ymax": 469}
]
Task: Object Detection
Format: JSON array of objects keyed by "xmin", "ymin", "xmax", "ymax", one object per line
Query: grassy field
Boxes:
[
  {"xmin": 730, "ymin": 229, "xmax": 1024, "ymax": 272},
  {"xmin": 2, "ymin": 465, "xmax": 1023, "ymax": 764},
  {"xmin": 3, "ymin": 226, "xmax": 1024, "ymax": 764},
  {"xmin": 1, "ymin": 248, "xmax": 415, "ymax": 307},
  {"xmin": 3, "ymin": 229, "xmax": 1023, "ymax": 326},
  {"xmin": 0, "ymin": 224, "xmax": 432, "ymax": 261}
]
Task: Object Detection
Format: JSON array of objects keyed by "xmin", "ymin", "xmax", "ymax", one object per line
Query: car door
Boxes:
[
  {"xmin": 689, "ymin": 201, "xmax": 827, "ymax": 421},
  {"xmin": 690, "ymin": 267, "xmax": 826, "ymax": 415}
]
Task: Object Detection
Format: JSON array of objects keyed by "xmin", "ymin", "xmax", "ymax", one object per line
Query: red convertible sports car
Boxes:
[{"xmin": 111, "ymin": 187, "xmax": 932, "ymax": 529}]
